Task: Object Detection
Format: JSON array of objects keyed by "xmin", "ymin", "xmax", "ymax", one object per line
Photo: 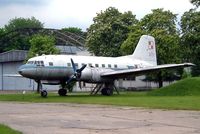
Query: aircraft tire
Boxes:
[
  {"xmin": 101, "ymin": 88, "xmax": 113, "ymax": 96},
  {"xmin": 41, "ymin": 90, "xmax": 48, "ymax": 97},
  {"xmin": 58, "ymin": 89, "xmax": 67, "ymax": 96}
]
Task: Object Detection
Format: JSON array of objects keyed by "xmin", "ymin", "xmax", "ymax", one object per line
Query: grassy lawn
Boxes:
[
  {"xmin": 0, "ymin": 124, "xmax": 22, "ymax": 134},
  {"xmin": 0, "ymin": 92, "xmax": 200, "ymax": 110},
  {"xmin": 0, "ymin": 77, "xmax": 200, "ymax": 110}
]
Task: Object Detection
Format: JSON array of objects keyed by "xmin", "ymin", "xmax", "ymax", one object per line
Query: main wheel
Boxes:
[
  {"xmin": 41, "ymin": 90, "xmax": 48, "ymax": 97},
  {"xmin": 101, "ymin": 88, "xmax": 113, "ymax": 96},
  {"xmin": 58, "ymin": 89, "xmax": 67, "ymax": 96}
]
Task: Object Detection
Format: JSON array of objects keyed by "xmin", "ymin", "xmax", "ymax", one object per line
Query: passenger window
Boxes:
[
  {"xmin": 67, "ymin": 63, "xmax": 71, "ymax": 67},
  {"xmin": 41, "ymin": 61, "xmax": 44, "ymax": 66},
  {"xmin": 82, "ymin": 63, "xmax": 86, "ymax": 66},
  {"xmin": 108, "ymin": 64, "xmax": 111, "ymax": 68},
  {"xmin": 49, "ymin": 62, "xmax": 53, "ymax": 66},
  {"xmin": 95, "ymin": 64, "xmax": 99, "ymax": 67},
  {"xmin": 88, "ymin": 63, "xmax": 92, "ymax": 67},
  {"xmin": 102, "ymin": 64, "xmax": 105, "ymax": 68},
  {"xmin": 114, "ymin": 64, "xmax": 117, "ymax": 68}
]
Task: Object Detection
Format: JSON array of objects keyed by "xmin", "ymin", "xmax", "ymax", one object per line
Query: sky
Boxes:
[{"xmin": 0, "ymin": 0, "xmax": 194, "ymax": 31}]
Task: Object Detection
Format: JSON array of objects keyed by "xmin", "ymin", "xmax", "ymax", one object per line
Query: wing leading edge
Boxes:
[{"xmin": 101, "ymin": 63, "xmax": 194, "ymax": 79}]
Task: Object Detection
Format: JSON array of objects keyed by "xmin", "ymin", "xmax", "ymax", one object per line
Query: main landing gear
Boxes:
[
  {"xmin": 58, "ymin": 82, "xmax": 67, "ymax": 96},
  {"xmin": 101, "ymin": 87, "xmax": 113, "ymax": 96},
  {"xmin": 41, "ymin": 90, "xmax": 48, "ymax": 97},
  {"xmin": 58, "ymin": 88, "xmax": 67, "ymax": 96},
  {"xmin": 91, "ymin": 82, "xmax": 119, "ymax": 96}
]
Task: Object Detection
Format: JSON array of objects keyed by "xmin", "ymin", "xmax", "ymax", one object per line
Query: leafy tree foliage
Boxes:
[
  {"xmin": 122, "ymin": 9, "xmax": 181, "ymax": 87},
  {"xmin": 5, "ymin": 17, "xmax": 43, "ymax": 31},
  {"xmin": 181, "ymin": 9, "xmax": 200, "ymax": 76},
  {"xmin": 61, "ymin": 27, "xmax": 83, "ymax": 35},
  {"xmin": 142, "ymin": 9, "xmax": 181, "ymax": 87},
  {"xmin": 0, "ymin": 28, "xmax": 6, "ymax": 52},
  {"xmin": 120, "ymin": 25, "xmax": 145, "ymax": 55},
  {"xmin": 86, "ymin": 7, "xmax": 138, "ymax": 57},
  {"xmin": 27, "ymin": 34, "xmax": 59, "ymax": 59},
  {"xmin": 190, "ymin": 0, "xmax": 200, "ymax": 7},
  {"xmin": 0, "ymin": 17, "xmax": 43, "ymax": 53}
]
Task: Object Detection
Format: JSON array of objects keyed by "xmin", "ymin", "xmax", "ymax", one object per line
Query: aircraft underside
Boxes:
[{"xmin": 38, "ymin": 80, "xmax": 118, "ymax": 97}]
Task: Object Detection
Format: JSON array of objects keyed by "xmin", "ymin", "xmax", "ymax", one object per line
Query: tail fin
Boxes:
[{"xmin": 131, "ymin": 35, "xmax": 157, "ymax": 66}]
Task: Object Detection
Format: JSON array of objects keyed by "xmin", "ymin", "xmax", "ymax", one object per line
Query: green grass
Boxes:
[
  {"xmin": 0, "ymin": 77, "xmax": 200, "ymax": 110},
  {"xmin": 0, "ymin": 92, "xmax": 200, "ymax": 110},
  {"xmin": 148, "ymin": 77, "xmax": 200, "ymax": 96},
  {"xmin": 0, "ymin": 124, "xmax": 22, "ymax": 134}
]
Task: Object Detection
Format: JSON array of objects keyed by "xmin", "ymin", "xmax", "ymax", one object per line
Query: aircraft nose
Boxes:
[
  {"xmin": 18, "ymin": 65, "xmax": 25, "ymax": 76},
  {"xmin": 18, "ymin": 70, "xmax": 23, "ymax": 75}
]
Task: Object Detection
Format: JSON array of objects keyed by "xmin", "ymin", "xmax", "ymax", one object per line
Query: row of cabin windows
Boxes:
[
  {"xmin": 67, "ymin": 63, "xmax": 118, "ymax": 68},
  {"xmin": 28, "ymin": 61, "xmax": 119, "ymax": 68},
  {"xmin": 27, "ymin": 61, "xmax": 44, "ymax": 66}
]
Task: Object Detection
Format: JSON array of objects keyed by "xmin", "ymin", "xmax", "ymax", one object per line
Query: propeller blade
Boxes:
[
  {"xmin": 70, "ymin": 58, "xmax": 76, "ymax": 72},
  {"xmin": 67, "ymin": 75, "xmax": 75, "ymax": 84},
  {"xmin": 78, "ymin": 64, "xmax": 87, "ymax": 72},
  {"xmin": 79, "ymin": 81, "xmax": 82, "ymax": 89}
]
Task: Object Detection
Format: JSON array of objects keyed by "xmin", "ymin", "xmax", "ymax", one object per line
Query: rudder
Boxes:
[{"xmin": 131, "ymin": 35, "xmax": 157, "ymax": 66}]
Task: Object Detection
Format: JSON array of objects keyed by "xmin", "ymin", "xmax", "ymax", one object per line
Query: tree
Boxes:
[
  {"xmin": 0, "ymin": 17, "xmax": 43, "ymax": 52},
  {"xmin": 0, "ymin": 28, "xmax": 6, "ymax": 52},
  {"xmin": 86, "ymin": 7, "xmax": 138, "ymax": 57},
  {"xmin": 143, "ymin": 9, "xmax": 181, "ymax": 87},
  {"xmin": 5, "ymin": 17, "xmax": 43, "ymax": 31},
  {"xmin": 61, "ymin": 27, "xmax": 83, "ymax": 35},
  {"xmin": 120, "ymin": 25, "xmax": 146, "ymax": 55},
  {"xmin": 122, "ymin": 8, "xmax": 181, "ymax": 87},
  {"xmin": 190, "ymin": 0, "xmax": 200, "ymax": 7},
  {"xmin": 27, "ymin": 34, "xmax": 59, "ymax": 59},
  {"xmin": 180, "ymin": 9, "xmax": 200, "ymax": 76}
]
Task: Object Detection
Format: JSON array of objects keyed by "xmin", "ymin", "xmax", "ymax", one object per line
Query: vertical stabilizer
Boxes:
[{"xmin": 131, "ymin": 35, "xmax": 157, "ymax": 66}]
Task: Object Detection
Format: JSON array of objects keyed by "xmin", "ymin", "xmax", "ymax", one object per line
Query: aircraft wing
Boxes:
[
  {"xmin": 3, "ymin": 74, "xmax": 22, "ymax": 77},
  {"xmin": 101, "ymin": 63, "xmax": 194, "ymax": 79}
]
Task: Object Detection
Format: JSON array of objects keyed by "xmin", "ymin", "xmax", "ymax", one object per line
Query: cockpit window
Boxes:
[
  {"xmin": 27, "ymin": 60, "xmax": 44, "ymax": 66},
  {"xmin": 27, "ymin": 61, "xmax": 34, "ymax": 64}
]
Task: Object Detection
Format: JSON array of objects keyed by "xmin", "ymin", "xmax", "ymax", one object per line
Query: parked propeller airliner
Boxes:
[{"xmin": 18, "ymin": 35, "xmax": 194, "ymax": 97}]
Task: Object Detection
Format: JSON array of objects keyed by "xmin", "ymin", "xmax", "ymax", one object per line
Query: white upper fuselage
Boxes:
[
  {"xmin": 18, "ymin": 54, "xmax": 154, "ymax": 84},
  {"xmin": 29, "ymin": 54, "xmax": 152, "ymax": 70}
]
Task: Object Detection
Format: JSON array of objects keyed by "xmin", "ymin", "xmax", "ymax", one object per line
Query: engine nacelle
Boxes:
[{"xmin": 80, "ymin": 68, "xmax": 113, "ymax": 83}]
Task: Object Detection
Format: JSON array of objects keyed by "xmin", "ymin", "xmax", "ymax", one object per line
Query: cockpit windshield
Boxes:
[{"xmin": 27, "ymin": 60, "xmax": 44, "ymax": 66}]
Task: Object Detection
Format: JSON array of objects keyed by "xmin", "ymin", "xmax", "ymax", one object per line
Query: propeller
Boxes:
[{"xmin": 67, "ymin": 58, "xmax": 87, "ymax": 89}]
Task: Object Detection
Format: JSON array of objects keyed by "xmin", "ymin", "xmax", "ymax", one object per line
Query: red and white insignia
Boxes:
[{"xmin": 148, "ymin": 41, "xmax": 154, "ymax": 49}]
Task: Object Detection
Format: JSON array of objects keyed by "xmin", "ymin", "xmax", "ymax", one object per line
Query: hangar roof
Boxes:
[{"xmin": 0, "ymin": 50, "xmax": 28, "ymax": 63}]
